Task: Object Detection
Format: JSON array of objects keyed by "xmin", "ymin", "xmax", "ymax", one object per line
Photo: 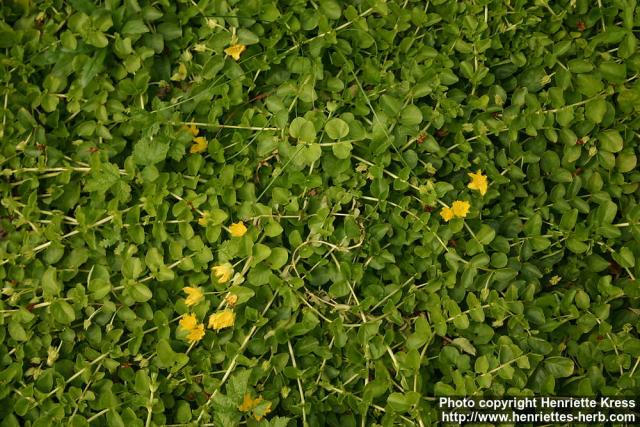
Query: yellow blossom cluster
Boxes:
[
  {"xmin": 224, "ymin": 44, "xmax": 246, "ymax": 61},
  {"xmin": 228, "ymin": 221, "xmax": 248, "ymax": 237},
  {"xmin": 213, "ymin": 263, "xmax": 234, "ymax": 283},
  {"xmin": 239, "ymin": 393, "xmax": 272, "ymax": 421},
  {"xmin": 178, "ymin": 313, "xmax": 205, "ymax": 343},
  {"xmin": 440, "ymin": 170, "xmax": 488, "ymax": 222},
  {"xmin": 183, "ymin": 123, "xmax": 208, "ymax": 154},
  {"xmin": 177, "ymin": 253, "xmax": 243, "ymax": 343}
]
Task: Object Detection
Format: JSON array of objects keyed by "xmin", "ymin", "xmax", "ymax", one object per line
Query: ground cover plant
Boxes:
[{"xmin": 1, "ymin": 0, "xmax": 640, "ymax": 425}]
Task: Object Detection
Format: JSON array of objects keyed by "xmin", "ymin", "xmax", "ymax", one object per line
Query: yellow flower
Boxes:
[
  {"xmin": 190, "ymin": 136, "xmax": 208, "ymax": 154},
  {"xmin": 229, "ymin": 221, "xmax": 247, "ymax": 237},
  {"xmin": 254, "ymin": 402, "xmax": 272, "ymax": 421},
  {"xmin": 440, "ymin": 200, "xmax": 471, "ymax": 222},
  {"xmin": 224, "ymin": 44, "xmax": 246, "ymax": 60},
  {"xmin": 225, "ymin": 294, "xmax": 238, "ymax": 307},
  {"xmin": 183, "ymin": 287, "xmax": 204, "ymax": 306},
  {"xmin": 208, "ymin": 310, "xmax": 235, "ymax": 331},
  {"xmin": 238, "ymin": 393, "xmax": 271, "ymax": 420},
  {"xmin": 239, "ymin": 393, "xmax": 262, "ymax": 412},
  {"xmin": 179, "ymin": 313, "xmax": 198, "ymax": 331},
  {"xmin": 451, "ymin": 200, "xmax": 470, "ymax": 218},
  {"xmin": 212, "ymin": 263, "xmax": 234, "ymax": 284},
  {"xmin": 467, "ymin": 170, "xmax": 488, "ymax": 196},
  {"xmin": 440, "ymin": 207, "xmax": 455, "ymax": 222},
  {"xmin": 198, "ymin": 212, "xmax": 209, "ymax": 226},
  {"xmin": 171, "ymin": 63, "xmax": 187, "ymax": 81},
  {"xmin": 186, "ymin": 323, "xmax": 205, "ymax": 343},
  {"xmin": 183, "ymin": 124, "xmax": 199, "ymax": 136}
]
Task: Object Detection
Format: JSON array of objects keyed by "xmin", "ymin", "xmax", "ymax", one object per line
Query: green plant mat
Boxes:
[{"xmin": 1, "ymin": 0, "xmax": 640, "ymax": 426}]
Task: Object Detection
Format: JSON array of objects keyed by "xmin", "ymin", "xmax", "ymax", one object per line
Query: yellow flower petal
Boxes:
[
  {"xmin": 183, "ymin": 286, "xmax": 204, "ymax": 306},
  {"xmin": 467, "ymin": 170, "xmax": 488, "ymax": 196},
  {"xmin": 229, "ymin": 221, "xmax": 247, "ymax": 237},
  {"xmin": 451, "ymin": 200, "xmax": 470, "ymax": 218},
  {"xmin": 254, "ymin": 402, "xmax": 272, "ymax": 421},
  {"xmin": 212, "ymin": 263, "xmax": 234, "ymax": 284},
  {"xmin": 190, "ymin": 136, "xmax": 208, "ymax": 154},
  {"xmin": 186, "ymin": 324, "xmax": 205, "ymax": 343},
  {"xmin": 224, "ymin": 44, "xmax": 246, "ymax": 61},
  {"xmin": 440, "ymin": 207, "xmax": 454, "ymax": 222},
  {"xmin": 182, "ymin": 124, "xmax": 199, "ymax": 136},
  {"xmin": 179, "ymin": 313, "xmax": 198, "ymax": 331},
  {"xmin": 239, "ymin": 393, "xmax": 262, "ymax": 412},
  {"xmin": 171, "ymin": 63, "xmax": 187, "ymax": 81},
  {"xmin": 198, "ymin": 212, "xmax": 209, "ymax": 226},
  {"xmin": 208, "ymin": 310, "xmax": 235, "ymax": 331},
  {"xmin": 225, "ymin": 293, "xmax": 238, "ymax": 307}
]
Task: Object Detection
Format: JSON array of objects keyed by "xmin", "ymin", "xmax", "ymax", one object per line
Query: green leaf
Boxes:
[
  {"xmin": 387, "ymin": 392, "xmax": 419, "ymax": 412},
  {"xmin": 614, "ymin": 247, "xmax": 635, "ymax": 268},
  {"xmin": 88, "ymin": 278, "xmax": 111, "ymax": 299},
  {"xmin": 8, "ymin": 321, "xmax": 28, "ymax": 341},
  {"xmin": 253, "ymin": 243, "xmax": 272, "ymax": 264},
  {"xmin": 585, "ymin": 98, "xmax": 607, "ymax": 123},
  {"xmin": 599, "ymin": 130, "xmax": 624, "ymax": 153},
  {"xmin": 475, "ymin": 224, "xmax": 496, "ymax": 245},
  {"xmin": 158, "ymin": 22, "xmax": 182, "ymax": 40},
  {"xmin": 156, "ymin": 339, "xmax": 176, "ymax": 368},
  {"xmin": 289, "ymin": 117, "xmax": 316, "ymax": 143},
  {"xmin": 122, "ymin": 257, "xmax": 144, "ymax": 279},
  {"xmin": 145, "ymin": 248, "xmax": 164, "ymax": 271},
  {"xmin": 400, "ymin": 105, "xmax": 423, "ymax": 126},
  {"xmin": 133, "ymin": 138, "xmax": 170, "ymax": 165},
  {"xmin": 566, "ymin": 238, "xmax": 589, "ymax": 254},
  {"xmin": 559, "ymin": 208, "xmax": 578, "ymax": 231},
  {"xmin": 267, "ymin": 248, "xmax": 288, "ymax": 269},
  {"xmin": 86, "ymin": 31, "xmax": 109, "ymax": 48},
  {"xmin": 451, "ymin": 337, "xmax": 476, "ymax": 355},
  {"xmin": 325, "ymin": 118, "xmax": 349, "ymax": 139},
  {"xmin": 237, "ymin": 28, "xmax": 259, "ymax": 45},
  {"xmin": 50, "ymin": 300, "xmax": 76, "ymax": 324},
  {"xmin": 544, "ymin": 357, "xmax": 574, "ymax": 378},
  {"xmin": 121, "ymin": 20, "xmax": 149, "ymax": 35},
  {"xmin": 332, "ymin": 141, "xmax": 353, "ymax": 159},
  {"xmin": 597, "ymin": 200, "xmax": 618, "ymax": 224},
  {"xmin": 599, "ymin": 62, "xmax": 626, "ymax": 82},
  {"xmin": 41, "ymin": 267, "xmax": 61, "ymax": 298},
  {"xmin": 299, "ymin": 143, "xmax": 322, "ymax": 165},
  {"xmin": 129, "ymin": 283, "xmax": 152, "ymax": 302},
  {"xmin": 576, "ymin": 75, "xmax": 603, "ymax": 97},
  {"xmin": 616, "ymin": 151, "xmax": 637, "ymax": 172},
  {"xmin": 319, "ymin": 0, "xmax": 342, "ymax": 19},
  {"xmin": 85, "ymin": 162, "xmax": 120, "ymax": 192},
  {"xmin": 0, "ymin": 30, "xmax": 18, "ymax": 49}
]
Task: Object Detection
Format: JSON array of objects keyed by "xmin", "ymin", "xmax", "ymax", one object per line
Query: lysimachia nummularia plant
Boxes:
[{"xmin": 1, "ymin": 0, "xmax": 640, "ymax": 426}]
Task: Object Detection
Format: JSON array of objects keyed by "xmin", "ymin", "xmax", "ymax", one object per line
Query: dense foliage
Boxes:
[{"xmin": 1, "ymin": 0, "xmax": 640, "ymax": 425}]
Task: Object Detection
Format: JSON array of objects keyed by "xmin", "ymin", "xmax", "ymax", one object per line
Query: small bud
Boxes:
[
  {"xmin": 47, "ymin": 346, "xmax": 59, "ymax": 366},
  {"xmin": 206, "ymin": 18, "xmax": 217, "ymax": 29},
  {"xmin": 27, "ymin": 367, "xmax": 42, "ymax": 379},
  {"xmin": 540, "ymin": 74, "xmax": 552, "ymax": 86},
  {"xmin": 225, "ymin": 294, "xmax": 238, "ymax": 307},
  {"xmin": 281, "ymin": 385, "xmax": 290, "ymax": 398}
]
